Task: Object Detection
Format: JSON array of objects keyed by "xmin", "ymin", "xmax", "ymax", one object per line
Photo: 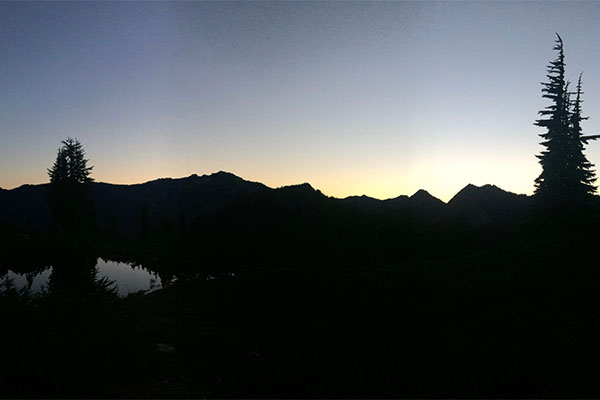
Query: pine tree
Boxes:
[
  {"xmin": 47, "ymin": 138, "xmax": 96, "ymax": 240},
  {"xmin": 48, "ymin": 147, "xmax": 68, "ymax": 183},
  {"xmin": 534, "ymin": 34, "xmax": 599, "ymax": 204},
  {"xmin": 47, "ymin": 137, "xmax": 93, "ymax": 184},
  {"xmin": 535, "ymin": 33, "xmax": 570, "ymax": 201},
  {"xmin": 566, "ymin": 73, "xmax": 597, "ymax": 197}
]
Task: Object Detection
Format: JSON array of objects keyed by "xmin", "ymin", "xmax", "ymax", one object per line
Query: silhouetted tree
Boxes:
[
  {"xmin": 535, "ymin": 34, "xmax": 599, "ymax": 204},
  {"xmin": 48, "ymin": 138, "xmax": 93, "ymax": 184},
  {"xmin": 48, "ymin": 147, "xmax": 68, "ymax": 183},
  {"xmin": 535, "ymin": 34, "xmax": 570, "ymax": 200},
  {"xmin": 47, "ymin": 138, "xmax": 96, "ymax": 242},
  {"xmin": 566, "ymin": 73, "xmax": 597, "ymax": 197}
]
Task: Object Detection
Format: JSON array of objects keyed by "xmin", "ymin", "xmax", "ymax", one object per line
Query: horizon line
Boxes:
[{"xmin": 0, "ymin": 170, "xmax": 534, "ymax": 204}]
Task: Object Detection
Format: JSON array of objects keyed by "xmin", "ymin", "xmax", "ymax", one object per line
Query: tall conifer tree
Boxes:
[
  {"xmin": 47, "ymin": 138, "xmax": 96, "ymax": 240},
  {"xmin": 566, "ymin": 73, "xmax": 597, "ymax": 197},
  {"xmin": 47, "ymin": 138, "xmax": 93, "ymax": 184},
  {"xmin": 534, "ymin": 34, "xmax": 598, "ymax": 203},
  {"xmin": 535, "ymin": 33, "xmax": 570, "ymax": 200}
]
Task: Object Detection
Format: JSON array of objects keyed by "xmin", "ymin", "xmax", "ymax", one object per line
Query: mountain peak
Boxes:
[
  {"xmin": 194, "ymin": 171, "xmax": 249, "ymax": 186},
  {"xmin": 459, "ymin": 183, "xmax": 484, "ymax": 193},
  {"xmin": 279, "ymin": 182, "xmax": 315, "ymax": 192},
  {"xmin": 411, "ymin": 189, "xmax": 433, "ymax": 199},
  {"xmin": 206, "ymin": 170, "xmax": 241, "ymax": 179},
  {"xmin": 409, "ymin": 189, "xmax": 446, "ymax": 206},
  {"xmin": 446, "ymin": 183, "xmax": 531, "ymax": 227},
  {"xmin": 450, "ymin": 183, "xmax": 506, "ymax": 201}
]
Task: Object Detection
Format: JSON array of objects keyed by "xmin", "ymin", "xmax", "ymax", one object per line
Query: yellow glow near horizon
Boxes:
[
  {"xmin": 1, "ymin": 139, "xmax": 540, "ymax": 203},
  {"xmin": 305, "ymin": 154, "xmax": 538, "ymax": 202},
  {"xmin": 82, "ymin": 151, "xmax": 539, "ymax": 203}
]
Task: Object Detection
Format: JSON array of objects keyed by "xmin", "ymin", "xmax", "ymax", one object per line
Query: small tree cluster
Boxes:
[
  {"xmin": 535, "ymin": 34, "xmax": 599, "ymax": 203},
  {"xmin": 48, "ymin": 138, "xmax": 93, "ymax": 184}
]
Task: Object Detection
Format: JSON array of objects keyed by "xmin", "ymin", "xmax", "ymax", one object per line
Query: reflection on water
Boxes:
[
  {"xmin": 4, "ymin": 268, "xmax": 52, "ymax": 293},
  {"xmin": 1, "ymin": 258, "xmax": 161, "ymax": 297},
  {"xmin": 96, "ymin": 258, "xmax": 161, "ymax": 296}
]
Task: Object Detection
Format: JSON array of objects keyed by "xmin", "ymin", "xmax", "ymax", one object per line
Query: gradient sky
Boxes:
[{"xmin": 2, "ymin": 1, "xmax": 600, "ymax": 201}]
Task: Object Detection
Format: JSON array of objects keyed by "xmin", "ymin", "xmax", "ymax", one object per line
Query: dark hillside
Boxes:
[
  {"xmin": 408, "ymin": 189, "xmax": 446, "ymax": 222},
  {"xmin": 446, "ymin": 184, "xmax": 532, "ymax": 227}
]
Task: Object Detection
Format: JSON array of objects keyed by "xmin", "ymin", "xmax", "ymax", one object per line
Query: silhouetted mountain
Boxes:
[
  {"xmin": 408, "ymin": 189, "xmax": 446, "ymax": 222},
  {"xmin": 91, "ymin": 171, "xmax": 270, "ymax": 238},
  {"xmin": 446, "ymin": 184, "xmax": 532, "ymax": 227},
  {"xmin": 410, "ymin": 189, "xmax": 442, "ymax": 204},
  {"xmin": 340, "ymin": 190, "xmax": 445, "ymax": 224},
  {"xmin": 0, "ymin": 172, "xmax": 270, "ymax": 238},
  {"xmin": 341, "ymin": 194, "xmax": 410, "ymax": 214},
  {"xmin": 273, "ymin": 183, "xmax": 325, "ymax": 205}
]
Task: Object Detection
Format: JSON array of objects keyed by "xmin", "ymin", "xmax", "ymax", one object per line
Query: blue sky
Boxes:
[{"xmin": 2, "ymin": 1, "xmax": 600, "ymax": 201}]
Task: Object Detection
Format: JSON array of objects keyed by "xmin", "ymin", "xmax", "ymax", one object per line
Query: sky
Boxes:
[{"xmin": 2, "ymin": 1, "xmax": 600, "ymax": 202}]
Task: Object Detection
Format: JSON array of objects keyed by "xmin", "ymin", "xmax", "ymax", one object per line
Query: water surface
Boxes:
[{"xmin": 1, "ymin": 258, "xmax": 161, "ymax": 297}]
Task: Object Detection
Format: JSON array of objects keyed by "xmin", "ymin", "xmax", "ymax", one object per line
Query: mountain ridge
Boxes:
[
  {"xmin": 1, "ymin": 171, "xmax": 534, "ymax": 204},
  {"xmin": 0, "ymin": 171, "xmax": 535, "ymax": 236}
]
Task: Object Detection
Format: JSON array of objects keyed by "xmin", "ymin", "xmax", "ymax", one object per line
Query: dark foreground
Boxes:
[{"xmin": 2, "ymin": 231, "xmax": 600, "ymax": 398}]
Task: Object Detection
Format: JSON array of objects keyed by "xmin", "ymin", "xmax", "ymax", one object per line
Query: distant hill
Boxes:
[
  {"xmin": 340, "ymin": 194, "xmax": 410, "ymax": 214},
  {"xmin": 340, "ymin": 189, "xmax": 445, "ymax": 220}
]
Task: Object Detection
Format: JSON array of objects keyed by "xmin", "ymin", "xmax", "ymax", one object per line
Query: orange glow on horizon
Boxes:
[
  {"xmin": 1, "ymin": 150, "xmax": 538, "ymax": 203},
  {"xmin": 85, "ymin": 153, "xmax": 538, "ymax": 203}
]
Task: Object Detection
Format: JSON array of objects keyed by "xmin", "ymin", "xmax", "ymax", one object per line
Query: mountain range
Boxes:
[{"xmin": 0, "ymin": 171, "xmax": 533, "ymax": 238}]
